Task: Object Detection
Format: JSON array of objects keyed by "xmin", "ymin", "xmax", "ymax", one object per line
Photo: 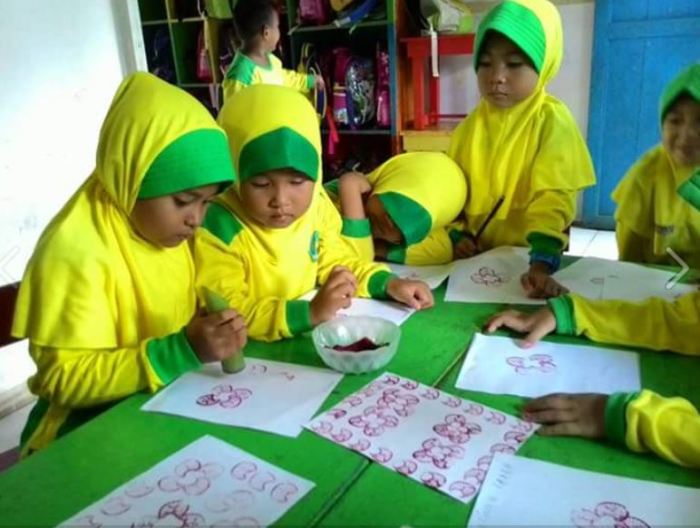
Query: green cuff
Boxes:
[
  {"xmin": 368, "ymin": 270, "xmax": 398, "ymax": 299},
  {"xmin": 342, "ymin": 217, "xmax": 371, "ymax": 238},
  {"xmin": 547, "ymin": 295, "xmax": 576, "ymax": 335},
  {"xmin": 605, "ymin": 391, "xmax": 640, "ymax": 446},
  {"xmin": 286, "ymin": 300, "xmax": 314, "ymax": 335},
  {"xmin": 385, "ymin": 243, "xmax": 407, "ymax": 264},
  {"xmin": 527, "ymin": 232, "xmax": 564, "ymax": 257},
  {"xmin": 448, "ymin": 228, "xmax": 469, "ymax": 245},
  {"xmin": 307, "ymin": 74, "xmax": 315, "ymax": 91},
  {"xmin": 678, "ymin": 170, "xmax": 700, "ymax": 211},
  {"xmin": 146, "ymin": 328, "xmax": 202, "ymax": 385}
]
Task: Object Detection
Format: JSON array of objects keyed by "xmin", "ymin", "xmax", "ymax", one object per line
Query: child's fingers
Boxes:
[
  {"xmin": 521, "ymin": 322, "xmax": 552, "ymax": 348},
  {"xmin": 525, "ymin": 407, "xmax": 576, "ymax": 425},
  {"xmin": 537, "ymin": 422, "xmax": 584, "ymax": 437},
  {"xmin": 523, "ymin": 394, "xmax": 572, "ymax": 413},
  {"xmin": 485, "ymin": 311, "xmax": 528, "ymax": 333}
]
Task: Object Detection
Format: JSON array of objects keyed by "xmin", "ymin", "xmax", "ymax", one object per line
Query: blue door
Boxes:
[{"xmin": 582, "ymin": 0, "xmax": 700, "ymax": 229}]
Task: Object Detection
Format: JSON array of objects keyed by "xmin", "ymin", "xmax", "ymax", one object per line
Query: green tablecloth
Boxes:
[{"xmin": 0, "ymin": 285, "xmax": 698, "ymax": 527}]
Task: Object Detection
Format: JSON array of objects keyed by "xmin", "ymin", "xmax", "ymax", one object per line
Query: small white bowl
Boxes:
[{"xmin": 312, "ymin": 316, "xmax": 401, "ymax": 374}]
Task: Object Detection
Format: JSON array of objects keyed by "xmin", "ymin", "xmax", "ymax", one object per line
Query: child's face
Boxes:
[
  {"xmin": 130, "ymin": 184, "xmax": 220, "ymax": 247},
  {"xmin": 262, "ymin": 9, "xmax": 281, "ymax": 53},
  {"xmin": 476, "ymin": 32, "xmax": 539, "ymax": 108},
  {"xmin": 366, "ymin": 195, "xmax": 403, "ymax": 245},
  {"xmin": 239, "ymin": 169, "xmax": 314, "ymax": 228},
  {"xmin": 662, "ymin": 96, "xmax": 700, "ymax": 167}
]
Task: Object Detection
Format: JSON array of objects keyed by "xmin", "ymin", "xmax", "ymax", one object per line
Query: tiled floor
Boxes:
[{"xmin": 0, "ymin": 228, "xmax": 619, "ymax": 461}]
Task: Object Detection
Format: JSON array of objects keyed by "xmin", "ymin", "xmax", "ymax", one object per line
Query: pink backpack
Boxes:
[{"xmin": 299, "ymin": 0, "xmax": 331, "ymax": 25}]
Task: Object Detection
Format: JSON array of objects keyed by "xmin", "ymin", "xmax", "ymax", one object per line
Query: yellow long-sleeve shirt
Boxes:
[
  {"xmin": 222, "ymin": 52, "xmax": 313, "ymax": 101},
  {"xmin": 549, "ymin": 292, "xmax": 700, "ymax": 467},
  {"xmin": 11, "ymin": 73, "xmax": 234, "ymax": 454},
  {"xmin": 195, "ymin": 189, "xmax": 394, "ymax": 342}
]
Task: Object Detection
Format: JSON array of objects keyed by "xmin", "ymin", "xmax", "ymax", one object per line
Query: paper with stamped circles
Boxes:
[
  {"xmin": 304, "ymin": 373, "xmax": 537, "ymax": 504},
  {"xmin": 456, "ymin": 334, "xmax": 641, "ymax": 398},
  {"xmin": 468, "ymin": 453, "xmax": 700, "ymax": 526},
  {"xmin": 142, "ymin": 358, "xmax": 343, "ymax": 437},
  {"xmin": 445, "ymin": 247, "xmax": 546, "ymax": 305},
  {"xmin": 59, "ymin": 435, "xmax": 314, "ymax": 528}
]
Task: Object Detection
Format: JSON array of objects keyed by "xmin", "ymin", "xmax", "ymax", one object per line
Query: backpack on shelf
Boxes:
[
  {"xmin": 345, "ymin": 55, "xmax": 376, "ymax": 128},
  {"xmin": 148, "ymin": 27, "xmax": 176, "ymax": 84},
  {"xmin": 333, "ymin": 0, "xmax": 381, "ymax": 27},
  {"xmin": 375, "ymin": 44, "xmax": 390, "ymax": 128},
  {"xmin": 299, "ymin": 0, "xmax": 332, "ymax": 25}
]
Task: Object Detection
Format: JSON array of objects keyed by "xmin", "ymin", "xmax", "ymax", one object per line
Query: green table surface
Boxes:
[{"xmin": 1, "ymin": 280, "xmax": 698, "ymax": 527}]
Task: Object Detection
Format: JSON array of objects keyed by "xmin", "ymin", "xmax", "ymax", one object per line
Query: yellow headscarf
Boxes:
[
  {"xmin": 12, "ymin": 73, "xmax": 234, "ymax": 348},
  {"xmin": 216, "ymin": 84, "xmax": 325, "ymax": 229},
  {"xmin": 367, "ymin": 152, "xmax": 467, "ymax": 245},
  {"xmin": 448, "ymin": 0, "xmax": 595, "ymax": 221}
]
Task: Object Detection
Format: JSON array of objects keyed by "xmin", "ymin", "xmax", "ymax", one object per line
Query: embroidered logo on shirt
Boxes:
[
  {"xmin": 309, "ymin": 230, "xmax": 320, "ymax": 262},
  {"xmin": 655, "ymin": 224, "xmax": 674, "ymax": 237}
]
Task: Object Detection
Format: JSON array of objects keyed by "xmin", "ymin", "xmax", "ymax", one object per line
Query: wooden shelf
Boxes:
[
  {"xmin": 290, "ymin": 19, "xmax": 388, "ymax": 34},
  {"xmin": 142, "ymin": 19, "xmax": 168, "ymax": 26}
]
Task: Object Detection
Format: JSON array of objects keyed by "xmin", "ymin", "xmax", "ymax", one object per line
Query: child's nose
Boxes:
[{"xmin": 490, "ymin": 64, "xmax": 507, "ymax": 84}]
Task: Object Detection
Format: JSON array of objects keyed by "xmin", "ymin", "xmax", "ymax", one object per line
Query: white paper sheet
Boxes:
[
  {"xmin": 305, "ymin": 373, "xmax": 537, "ymax": 504},
  {"xmin": 59, "ymin": 435, "xmax": 314, "ymax": 528},
  {"xmin": 468, "ymin": 454, "xmax": 700, "ymax": 526},
  {"xmin": 445, "ymin": 247, "xmax": 545, "ymax": 305},
  {"xmin": 388, "ymin": 262, "xmax": 455, "ymax": 290},
  {"xmin": 455, "ymin": 334, "xmax": 641, "ymax": 398},
  {"xmin": 554, "ymin": 257, "xmax": 696, "ymax": 301},
  {"xmin": 142, "ymin": 359, "xmax": 342, "ymax": 437},
  {"xmin": 300, "ymin": 291, "xmax": 416, "ymax": 326}
]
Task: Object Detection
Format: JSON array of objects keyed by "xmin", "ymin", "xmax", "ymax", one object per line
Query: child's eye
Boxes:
[
  {"xmin": 477, "ymin": 60, "xmax": 491, "ymax": 68},
  {"xmin": 290, "ymin": 179, "xmax": 306, "ymax": 185},
  {"xmin": 507, "ymin": 61, "xmax": 524, "ymax": 68},
  {"xmin": 251, "ymin": 181, "xmax": 270, "ymax": 188},
  {"xmin": 174, "ymin": 197, "xmax": 192, "ymax": 207}
]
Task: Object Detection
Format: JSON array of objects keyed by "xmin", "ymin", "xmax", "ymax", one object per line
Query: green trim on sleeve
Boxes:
[
  {"xmin": 225, "ymin": 52, "xmax": 256, "ymax": 84},
  {"xmin": 285, "ymin": 300, "xmax": 314, "ymax": 335},
  {"xmin": 385, "ymin": 243, "xmax": 407, "ymax": 264},
  {"xmin": 678, "ymin": 169, "xmax": 700, "ymax": 211},
  {"xmin": 605, "ymin": 391, "xmax": 641, "ymax": 446},
  {"xmin": 448, "ymin": 228, "xmax": 469, "ymax": 245},
  {"xmin": 324, "ymin": 179, "xmax": 340, "ymax": 199},
  {"xmin": 146, "ymin": 328, "xmax": 202, "ymax": 385},
  {"xmin": 306, "ymin": 74, "xmax": 315, "ymax": 90},
  {"xmin": 527, "ymin": 232, "xmax": 564, "ymax": 257},
  {"xmin": 547, "ymin": 295, "xmax": 576, "ymax": 335},
  {"xmin": 200, "ymin": 201, "xmax": 244, "ymax": 245},
  {"xmin": 342, "ymin": 217, "xmax": 371, "ymax": 238},
  {"xmin": 368, "ymin": 270, "xmax": 398, "ymax": 299}
]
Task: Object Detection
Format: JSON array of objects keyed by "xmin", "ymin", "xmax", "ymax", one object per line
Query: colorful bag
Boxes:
[
  {"xmin": 299, "ymin": 0, "xmax": 332, "ymax": 25},
  {"xmin": 345, "ymin": 56, "xmax": 376, "ymax": 128},
  {"xmin": 196, "ymin": 28, "xmax": 213, "ymax": 82},
  {"xmin": 375, "ymin": 45, "xmax": 390, "ymax": 128}
]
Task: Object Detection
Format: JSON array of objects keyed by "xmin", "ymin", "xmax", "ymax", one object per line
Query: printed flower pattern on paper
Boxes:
[
  {"xmin": 377, "ymin": 388, "xmax": 420, "ymax": 417},
  {"xmin": 412, "ymin": 438, "xmax": 464, "ymax": 470},
  {"xmin": 349, "ymin": 407, "xmax": 400, "ymax": 437},
  {"xmin": 433, "ymin": 414, "xmax": 482, "ymax": 444},
  {"xmin": 470, "ymin": 267, "xmax": 510, "ymax": 286},
  {"xmin": 506, "ymin": 354, "xmax": 556, "ymax": 375},
  {"xmin": 158, "ymin": 459, "xmax": 224, "ymax": 496},
  {"xmin": 196, "ymin": 385, "xmax": 252, "ymax": 409},
  {"xmin": 571, "ymin": 501, "xmax": 650, "ymax": 528}
]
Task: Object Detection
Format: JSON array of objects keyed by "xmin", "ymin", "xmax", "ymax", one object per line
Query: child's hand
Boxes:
[
  {"xmin": 485, "ymin": 307, "xmax": 556, "ymax": 347},
  {"xmin": 522, "ymin": 393, "xmax": 608, "ymax": 439},
  {"xmin": 521, "ymin": 262, "xmax": 568, "ymax": 298},
  {"xmin": 186, "ymin": 309, "xmax": 247, "ymax": 363},
  {"xmin": 453, "ymin": 237, "xmax": 479, "ymax": 259},
  {"xmin": 386, "ymin": 279, "xmax": 434, "ymax": 310},
  {"xmin": 314, "ymin": 74, "xmax": 325, "ymax": 91},
  {"xmin": 311, "ymin": 266, "xmax": 357, "ymax": 325}
]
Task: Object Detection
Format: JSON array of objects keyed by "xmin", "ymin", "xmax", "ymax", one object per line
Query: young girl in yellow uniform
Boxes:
[
  {"xmin": 195, "ymin": 85, "xmax": 433, "ymax": 342},
  {"xmin": 613, "ymin": 64, "xmax": 700, "ymax": 269},
  {"xmin": 485, "ymin": 170, "xmax": 700, "ymax": 468},
  {"xmin": 447, "ymin": 0, "xmax": 595, "ymax": 297},
  {"xmin": 12, "ymin": 73, "xmax": 244, "ymax": 455},
  {"xmin": 325, "ymin": 152, "xmax": 467, "ymax": 265}
]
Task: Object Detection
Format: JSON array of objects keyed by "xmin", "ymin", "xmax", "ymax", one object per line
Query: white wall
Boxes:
[
  {"xmin": 438, "ymin": 1, "xmax": 595, "ymax": 137},
  {"xmin": 0, "ymin": 0, "xmax": 144, "ymax": 287}
]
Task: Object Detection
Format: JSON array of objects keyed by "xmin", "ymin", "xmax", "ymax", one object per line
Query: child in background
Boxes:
[
  {"xmin": 484, "ymin": 169, "xmax": 700, "ymax": 468},
  {"xmin": 11, "ymin": 73, "xmax": 244, "ymax": 455},
  {"xmin": 222, "ymin": 0, "xmax": 323, "ymax": 101},
  {"xmin": 195, "ymin": 85, "xmax": 433, "ymax": 342},
  {"xmin": 447, "ymin": 0, "xmax": 595, "ymax": 298},
  {"xmin": 325, "ymin": 152, "xmax": 467, "ymax": 265},
  {"xmin": 613, "ymin": 63, "xmax": 700, "ymax": 269}
]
